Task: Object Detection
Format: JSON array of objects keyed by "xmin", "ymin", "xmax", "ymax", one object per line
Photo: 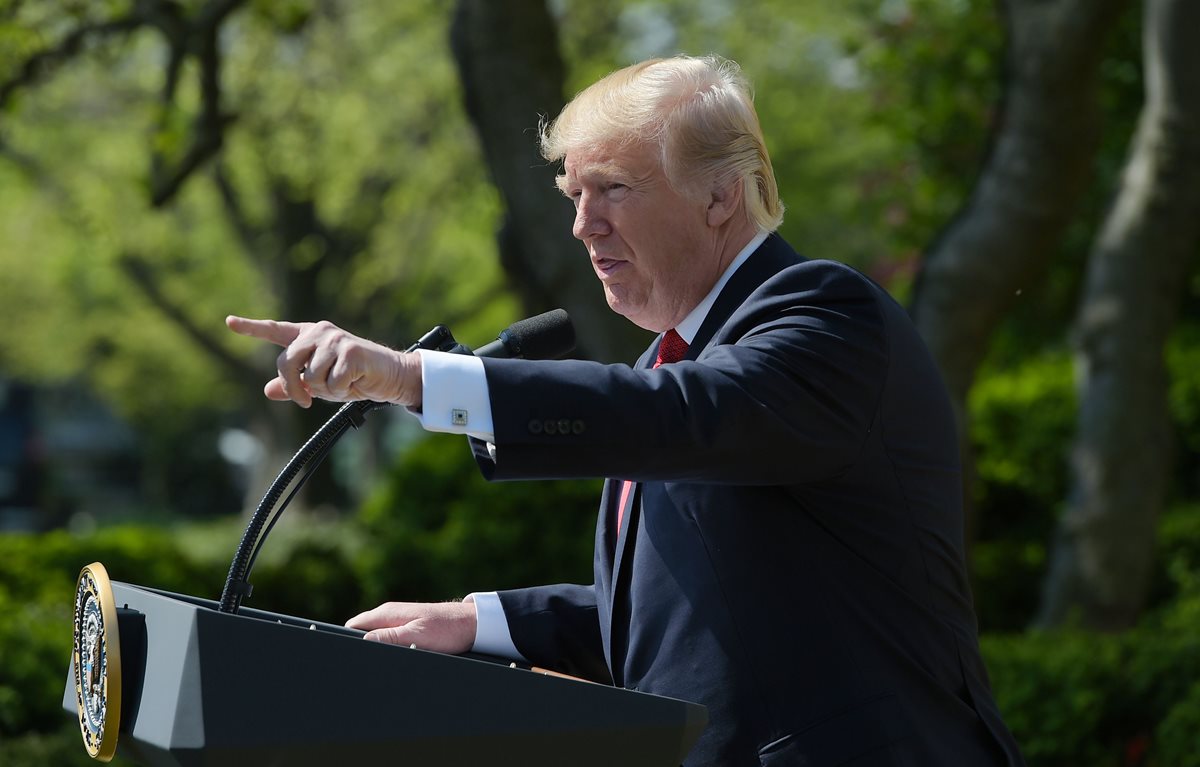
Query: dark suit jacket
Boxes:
[{"xmin": 470, "ymin": 235, "xmax": 1025, "ymax": 766}]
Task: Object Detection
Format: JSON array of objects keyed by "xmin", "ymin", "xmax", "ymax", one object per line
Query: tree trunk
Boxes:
[
  {"xmin": 1037, "ymin": 0, "xmax": 1200, "ymax": 630},
  {"xmin": 909, "ymin": 0, "xmax": 1129, "ymax": 544},
  {"xmin": 449, "ymin": 0, "xmax": 650, "ymax": 362}
]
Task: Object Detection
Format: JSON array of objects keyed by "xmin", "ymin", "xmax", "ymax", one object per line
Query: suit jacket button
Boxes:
[
  {"xmin": 543, "ymin": 419, "xmax": 558, "ymax": 435},
  {"xmin": 557, "ymin": 418, "xmax": 571, "ymax": 435},
  {"xmin": 528, "ymin": 419, "xmax": 543, "ymax": 435},
  {"xmin": 571, "ymin": 419, "xmax": 585, "ymax": 435}
]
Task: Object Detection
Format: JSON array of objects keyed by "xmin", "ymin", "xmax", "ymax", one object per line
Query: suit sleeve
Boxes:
[
  {"xmin": 497, "ymin": 583, "xmax": 612, "ymax": 684},
  {"xmin": 474, "ymin": 262, "xmax": 889, "ymax": 486}
]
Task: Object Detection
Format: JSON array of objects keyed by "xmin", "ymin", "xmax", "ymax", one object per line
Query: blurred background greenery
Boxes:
[{"xmin": 2, "ymin": 0, "xmax": 1198, "ymax": 765}]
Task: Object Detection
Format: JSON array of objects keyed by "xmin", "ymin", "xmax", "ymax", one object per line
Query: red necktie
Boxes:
[
  {"xmin": 654, "ymin": 328, "xmax": 689, "ymax": 368},
  {"xmin": 617, "ymin": 329, "xmax": 689, "ymax": 534}
]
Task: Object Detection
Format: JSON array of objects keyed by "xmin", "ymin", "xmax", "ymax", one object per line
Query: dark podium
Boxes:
[{"xmin": 64, "ymin": 581, "xmax": 707, "ymax": 766}]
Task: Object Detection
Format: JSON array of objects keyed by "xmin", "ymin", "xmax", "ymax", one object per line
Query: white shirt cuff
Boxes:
[
  {"xmin": 415, "ymin": 349, "xmax": 496, "ymax": 443},
  {"xmin": 465, "ymin": 591, "xmax": 527, "ymax": 662}
]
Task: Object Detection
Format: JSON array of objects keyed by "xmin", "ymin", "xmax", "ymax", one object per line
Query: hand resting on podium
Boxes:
[{"xmin": 345, "ymin": 599, "xmax": 478, "ymax": 654}]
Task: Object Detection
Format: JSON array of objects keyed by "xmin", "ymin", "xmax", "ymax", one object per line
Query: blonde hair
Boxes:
[{"xmin": 540, "ymin": 55, "xmax": 784, "ymax": 232}]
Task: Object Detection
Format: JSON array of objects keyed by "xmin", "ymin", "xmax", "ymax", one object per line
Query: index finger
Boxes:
[{"xmin": 226, "ymin": 315, "xmax": 302, "ymax": 347}]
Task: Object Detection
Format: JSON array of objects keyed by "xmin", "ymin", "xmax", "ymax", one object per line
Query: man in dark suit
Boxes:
[{"xmin": 230, "ymin": 55, "xmax": 1024, "ymax": 765}]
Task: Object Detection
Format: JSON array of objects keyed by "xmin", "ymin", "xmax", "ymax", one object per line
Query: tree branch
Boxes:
[
  {"xmin": 148, "ymin": 0, "xmax": 247, "ymax": 207},
  {"xmin": 0, "ymin": 14, "xmax": 143, "ymax": 110},
  {"xmin": 211, "ymin": 162, "xmax": 263, "ymax": 255},
  {"xmin": 1, "ymin": 0, "xmax": 27, "ymax": 23},
  {"xmin": 1, "ymin": 0, "xmax": 249, "ymax": 208}
]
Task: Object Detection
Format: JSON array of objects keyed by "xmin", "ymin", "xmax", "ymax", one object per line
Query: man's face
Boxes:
[{"xmin": 561, "ymin": 140, "xmax": 718, "ymax": 333}]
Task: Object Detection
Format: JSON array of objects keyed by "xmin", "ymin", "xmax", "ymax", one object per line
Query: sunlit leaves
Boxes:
[{"xmin": 0, "ymin": 0, "xmax": 511, "ymax": 439}]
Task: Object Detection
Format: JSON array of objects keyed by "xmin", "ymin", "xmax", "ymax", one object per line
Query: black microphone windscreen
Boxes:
[{"xmin": 503, "ymin": 309, "xmax": 575, "ymax": 360}]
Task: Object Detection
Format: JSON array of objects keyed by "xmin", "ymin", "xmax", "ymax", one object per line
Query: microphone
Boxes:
[{"xmin": 472, "ymin": 308, "xmax": 575, "ymax": 360}]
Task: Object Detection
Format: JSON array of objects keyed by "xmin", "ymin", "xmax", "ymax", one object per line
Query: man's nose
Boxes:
[{"xmin": 572, "ymin": 195, "xmax": 609, "ymax": 240}]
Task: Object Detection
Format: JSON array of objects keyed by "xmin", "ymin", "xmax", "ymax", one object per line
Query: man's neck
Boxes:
[{"xmin": 675, "ymin": 229, "xmax": 770, "ymax": 344}]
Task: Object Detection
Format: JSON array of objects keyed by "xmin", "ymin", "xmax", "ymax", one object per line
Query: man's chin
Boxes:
[
  {"xmin": 603, "ymin": 290, "xmax": 664, "ymax": 332},
  {"xmin": 604, "ymin": 291, "xmax": 635, "ymax": 320}
]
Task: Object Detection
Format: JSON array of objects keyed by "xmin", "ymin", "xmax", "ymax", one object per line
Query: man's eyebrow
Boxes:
[
  {"xmin": 557, "ymin": 159, "xmax": 649, "ymax": 197},
  {"xmin": 556, "ymin": 165, "xmax": 622, "ymax": 196},
  {"xmin": 565, "ymin": 160, "xmax": 630, "ymax": 181}
]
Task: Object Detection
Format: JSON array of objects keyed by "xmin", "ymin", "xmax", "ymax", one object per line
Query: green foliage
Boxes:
[
  {"xmin": 968, "ymin": 326, "xmax": 1200, "ymax": 630},
  {"xmin": 357, "ymin": 435, "xmax": 599, "ymax": 605},
  {"xmin": 1146, "ymin": 504, "xmax": 1200, "ymax": 610},
  {"xmin": 971, "ymin": 351, "xmax": 1077, "ymax": 522},
  {"xmin": 856, "ymin": 0, "xmax": 1002, "ymax": 284},
  {"xmin": 970, "ymin": 537, "xmax": 1047, "ymax": 633},
  {"xmin": 1156, "ymin": 680, "xmax": 1200, "ymax": 767},
  {"xmin": 983, "ymin": 631, "xmax": 1125, "ymax": 766},
  {"xmin": 978, "ymin": 506, "xmax": 1200, "ymax": 765},
  {"xmin": 1168, "ymin": 322, "xmax": 1200, "ymax": 474},
  {"xmin": 968, "ymin": 352, "xmax": 1075, "ymax": 629},
  {"xmin": 0, "ymin": 578, "xmax": 77, "ymax": 737},
  {"xmin": 0, "ymin": 722, "xmax": 122, "ymax": 767},
  {"xmin": 0, "ymin": 0, "xmax": 516, "ymax": 517},
  {"xmin": 983, "ymin": 623, "xmax": 1200, "ymax": 767}
]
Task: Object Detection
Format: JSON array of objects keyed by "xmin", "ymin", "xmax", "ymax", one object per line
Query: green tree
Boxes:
[{"xmin": 0, "ymin": 0, "xmax": 515, "ymax": 515}]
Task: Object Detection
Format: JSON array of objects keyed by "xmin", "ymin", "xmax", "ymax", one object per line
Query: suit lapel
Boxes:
[
  {"xmin": 595, "ymin": 479, "xmax": 617, "ymax": 594},
  {"xmin": 602, "ymin": 234, "xmax": 801, "ymax": 678},
  {"xmin": 688, "ymin": 232, "xmax": 803, "ymax": 358},
  {"xmin": 611, "ymin": 481, "xmax": 639, "ymax": 587}
]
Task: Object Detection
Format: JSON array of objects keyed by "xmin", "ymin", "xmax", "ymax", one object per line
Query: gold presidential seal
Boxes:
[{"xmin": 73, "ymin": 562, "xmax": 122, "ymax": 761}]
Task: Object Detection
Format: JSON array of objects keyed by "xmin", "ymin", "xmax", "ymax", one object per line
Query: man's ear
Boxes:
[{"xmin": 706, "ymin": 176, "xmax": 744, "ymax": 228}]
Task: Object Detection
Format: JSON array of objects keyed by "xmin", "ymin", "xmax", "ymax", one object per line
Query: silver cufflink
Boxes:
[{"xmin": 451, "ymin": 409, "xmax": 468, "ymax": 426}]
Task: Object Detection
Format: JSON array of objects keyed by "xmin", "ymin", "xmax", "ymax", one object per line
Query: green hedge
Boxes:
[
  {"xmin": 969, "ymin": 332, "xmax": 1200, "ymax": 631},
  {"xmin": 970, "ymin": 351, "xmax": 1077, "ymax": 527},
  {"xmin": 983, "ymin": 612, "xmax": 1200, "ymax": 766},
  {"xmin": 356, "ymin": 436, "xmax": 599, "ymax": 603}
]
